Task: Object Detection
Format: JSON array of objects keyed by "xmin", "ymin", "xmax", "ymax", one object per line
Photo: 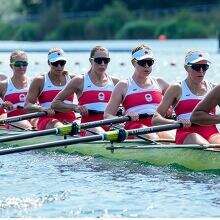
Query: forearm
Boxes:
[
  {"xmin": 25, "ymin": 103, "xmax": 46, "ymax": 112},
  {"xmin": 152, "ymin": 112, "xmax": 176, "ymax": 125},
  {"xmin": 51, "ymin": 100, "xmax": 76, "ymax": 113},
  {"xmin": 191, "ymin": 111, "xmax": 220, "ymax": 125}
]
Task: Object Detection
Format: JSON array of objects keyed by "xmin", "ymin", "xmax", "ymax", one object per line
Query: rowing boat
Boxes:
[{"xmin": 0, "ymin": 129, "xmax": 219, "ymax": 173}]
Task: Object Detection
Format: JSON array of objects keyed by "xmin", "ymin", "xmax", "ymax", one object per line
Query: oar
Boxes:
[
  {"xmin": 0, "ymin": 123, "xmax": 182, "ymax": 155},
  {"xmin": 106, "ymin": 144, "xmax": 220, "ymax": 150},
  {"xmin": 0, "ymin": 113, "xmax": 151, "ymax": 143},
  {"xmin": 0, "ymin": 112, "xmax": 47, "ymax": 124}
]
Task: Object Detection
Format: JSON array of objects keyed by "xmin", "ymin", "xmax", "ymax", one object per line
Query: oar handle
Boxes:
[
  {"xmin": 0, "ymin": 111, "xmax": 47, "ymax": 124},
  {"xmin": 127, "ymin": 123, "xmax": 183, "ymax": 136},
  {"xmin": 87, "ymin": 109, "xmax": 103, "ymax": 114}
]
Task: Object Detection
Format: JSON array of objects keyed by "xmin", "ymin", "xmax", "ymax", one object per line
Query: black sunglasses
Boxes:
[
  {"xmin": 137, "ymin": 59, "xmax": 154, "ymax": 67},
  {"xmin": 93, "ymin": 57, "xmax": 110, "ymax": 64},
  {"xmin": 51, "ymin": 60, "xmax": 66, "ymax": 67},
  {"xmin": 11, "ymin": 61, "xmax": 28, "ymax": 67},
  {"xmin": 189, "ymin": 64, "xmax": 209, "ymax": 72}
]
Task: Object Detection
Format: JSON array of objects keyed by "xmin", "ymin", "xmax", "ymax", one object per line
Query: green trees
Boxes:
[{"xmin": 0, "ymin": 0, "xmax": 219, "ymax": 40}]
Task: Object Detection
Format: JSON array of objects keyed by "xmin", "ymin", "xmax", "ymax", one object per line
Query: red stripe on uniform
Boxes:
[
  {"xmin": 79, "ymin": 90, "xmax": 112, "ymax": 105},
  {"xmin": 4, "ymin": 92, "xmax": 27, "ymax": 104},
  {"xmin": 175, "ymin": 99, "xmax": 200, "ymax": 116},
  {"xmin": 38, "ymin": 90, "xmax": 73, "ymax": 104},
  {"xmin": 123, "ymin": 91, "xmax": 162, "ymax": 110}
]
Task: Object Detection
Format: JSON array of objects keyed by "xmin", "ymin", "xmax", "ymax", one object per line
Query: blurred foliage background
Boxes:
[{"xmin": 0, "ymin": 0, "xmax": 220, "ymax": 40}]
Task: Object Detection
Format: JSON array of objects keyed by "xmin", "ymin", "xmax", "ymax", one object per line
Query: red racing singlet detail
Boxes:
[
  {"xmin": 78, "ymin": 73, "xmax": 115, "ymax": 125},
  {"xmin": 174, "ymin": 80, "xmax": 218, "ymax": 144},
  {"xmin": 37, "ymin": 73, "xmax": 76, "ymax": 130},
  {"xmin": 4, "ymin": 78, "xmax": 29, "ymax": 117},
  {"xmin": 122, "ymin": 77, "xmax": 163, "ymax": 129}
]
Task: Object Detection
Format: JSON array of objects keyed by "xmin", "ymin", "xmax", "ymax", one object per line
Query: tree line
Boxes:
[{"xmin": 0, "ymin": 0, "xmax": 219, "ymax": 41}]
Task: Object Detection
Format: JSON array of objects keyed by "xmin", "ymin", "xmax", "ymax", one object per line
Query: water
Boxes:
[{"xmin": 0, "ymin": 39, "xmax": 219, "ymax": 217}]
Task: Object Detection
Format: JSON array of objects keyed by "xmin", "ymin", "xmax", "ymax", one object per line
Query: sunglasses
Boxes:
[
  {"xmin": 51, "ymin": 60, "xmax": 66, "ymax": 67},
  {"xmin": 93, "ymin": 57, "xmax": 110, "ymax": 64},
  {"xmin": 137, "ymin": 59, "xmax": 154, "ymax": 67},
  {"xmin": 11, "ymin": 61, "xmax": 28, "ymax": 67},
  {"xmin": 189, "ymin": 64, "xmax": 209, "ymax": 72}
]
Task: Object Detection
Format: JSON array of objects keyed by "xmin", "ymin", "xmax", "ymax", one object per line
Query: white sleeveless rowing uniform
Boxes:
[
  {"xmin": 175, "ymin": 80, "xmax": 214, "ymax": 120},
  {"xmin": 37, "ymin": 72, "xmax": 76, "ymax": 130},
  {"xmin": 122, "ymin": 77, "xmax": 163, "ymax": 129},
  {"xmin": 174, "ymin": 79, "xmax": 218, "ymax": 144},
  {"xmin": 4, "ymin": 78, "xmax": 29, "ymax": 117},
  {"xmin": 78, "ymin": 73, "xmax": 115, "ymax": 124},
  {"xmin": 38, "ymin": 72, "xmax": 75, "ymax": 108}
]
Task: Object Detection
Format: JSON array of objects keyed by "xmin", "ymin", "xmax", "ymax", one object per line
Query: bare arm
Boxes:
[
  {"xmin": 25, "ymin": 76, "xmax": 44, "ymax": 112},
  {"xmin": 51, "ymin": 76, "xmax": 83, "ymax": 113},
  {"xmin": 0, "ymin": 81, "xmax": 7, "ymax": 99},
  {"xmin": 111, "ymin": 76, "xmax": 120, "ymax": 85},
  {"xmin": 104, "ymin": 81, "xmax": 127, "ymax": 119},
  {"xmin": 0, "ymin": 81, "xmax": 13, "ymax": 110},
  {"xmin": 152, "ymin": 84, "xmax": 181, "ymax": 125},
  {"xmin": 191, "ymin": 85, "xmax": 220, "ymax": 125},
  {"xmin": 157, "ymin": 77, "xmax": 169, "ymax": 94}
]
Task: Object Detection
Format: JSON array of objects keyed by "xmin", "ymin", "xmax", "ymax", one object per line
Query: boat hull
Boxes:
[
  {"xmin": 0, "ymin": 130, "xmax": 219, "ymax": 173},
  {"xmin": 54, "ymin": 141, "xmax": 220, "ymax": 173}
]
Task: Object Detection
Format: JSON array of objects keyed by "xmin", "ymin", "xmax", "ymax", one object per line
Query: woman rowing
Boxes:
[
  {"xmin": 152, "ymin": 49, "xmax": 220, "ymax": 144},
  {"xmin": 0, "ymin": 50, "xmax": 33, "ymax": 130},
  {"xmin": 191, "ymin": 79, "xmax": 220, "ymax": 144},
  {"xmin": 25, "ymin": 48, "xmax": 76, "ymax": 130},
  {"xmin": 104, "ymin": 44, "xmax": 173, "ymax": 140},
  {"xmin": 52, "ymin": 46, "xmax": 119, "ymax": 134}
]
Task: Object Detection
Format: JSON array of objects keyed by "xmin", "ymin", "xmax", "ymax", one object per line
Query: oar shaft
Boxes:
[
  {"xmin": 80, "ymin": 113, "xmax": 151, "ymax": 130},
  {"xmin": 0, "ymin": 112, "xmax": 47, "ymax": 124},
  {"xmin": 0, "ymin": 128, "xmax": 57, "ymax": 142},
  {"xmin": 0, "ymin": 122, "xmax": 182, "ymax": 155},
  {"xmin": 0, "ymin": 134, "xmax": 103, "ymax": 155},
  {"xmin": 127, "ymin": 123, "xmax": 182, "ymax": 136},
  {"xmin": 0, "ymin": 113, "xmax": 152, "ymax": 143}
]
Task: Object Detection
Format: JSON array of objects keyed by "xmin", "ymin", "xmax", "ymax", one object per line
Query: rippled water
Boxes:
[
  {"xmin": 0, "ymin": 39, "xmax": 220, "ymax": 217},
  {"xmin": 0, "ymin": 152, "xmax": 219, "ymax": 218}
]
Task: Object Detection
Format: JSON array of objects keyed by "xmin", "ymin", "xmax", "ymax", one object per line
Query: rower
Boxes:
[
  {"xmin": 152, "ymin": 49, "xmax": 220, "ymax": 144},
  {"xmin": 191, "ymin": 77, "xmax": 220, "ymax": 145},
  {"xmin": 25, "ymin": 48, "xmax": 77, "ymax": 130},
  {"xmin": 0, "ymin": 50, "xmax": 33, "ymax": 130},
  {"xmin": 52, "ymin": 46, "xmax": 119, "ymax": 135},
  {"xmin": 104, "ymin": 44, "xmax": 174, "ymax": 140}
]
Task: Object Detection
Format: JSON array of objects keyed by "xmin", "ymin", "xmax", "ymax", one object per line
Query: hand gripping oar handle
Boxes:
[
  {"xmin": 0, "ymin": 122, "xmax": 182, "ymax": 156},
  {"xmin": 0, "ymin": 111, "xmax": 47, "ymax": 124}
]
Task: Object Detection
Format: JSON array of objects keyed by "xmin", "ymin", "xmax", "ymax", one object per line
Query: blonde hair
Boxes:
[
  {"xmin": 90, "ymin": 46, "xmax": 109, "ymax": 58},
  {"xmin": 10, "ymin": 50, "xmax": 27, "ymax": 63}
]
